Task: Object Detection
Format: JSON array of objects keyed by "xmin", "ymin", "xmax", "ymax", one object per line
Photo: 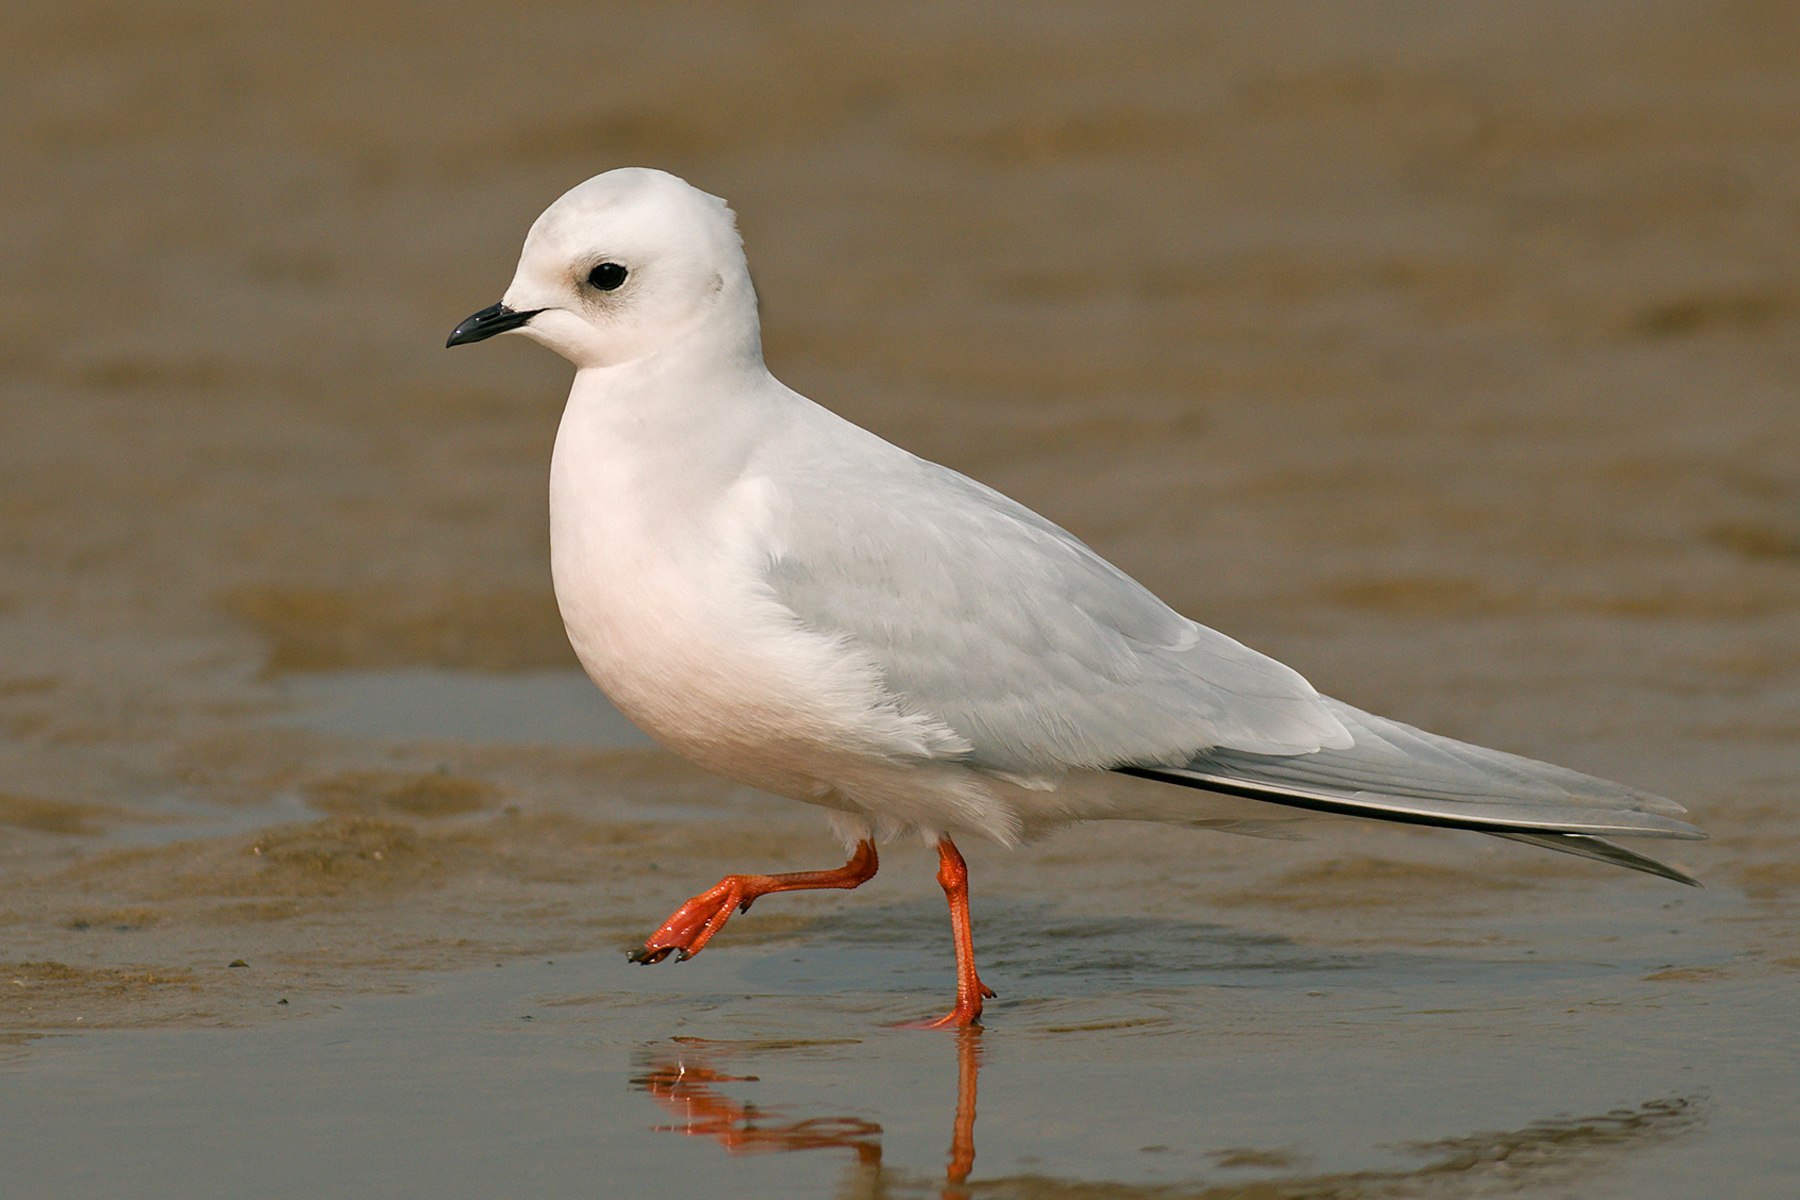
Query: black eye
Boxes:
[{"xmin": 586, "ymin": 262, "xmax": 628, "ymax": 291}]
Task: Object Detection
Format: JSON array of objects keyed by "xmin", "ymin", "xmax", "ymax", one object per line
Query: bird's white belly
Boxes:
[
  {"xmin": 548, "ymin": 489, "xmax": 1023, "ymax": 844},
  {"xmin": 548, "ymin": 501, "xmax": 994, "ymax": 837}
]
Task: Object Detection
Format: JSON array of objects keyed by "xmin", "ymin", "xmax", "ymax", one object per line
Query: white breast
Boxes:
[{"xmin": 545, "ymin": 377, "xmax": 1002, "ymax": 840}]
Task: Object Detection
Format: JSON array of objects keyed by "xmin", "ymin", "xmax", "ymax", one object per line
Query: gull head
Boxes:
[{"xmin": 446, "ymin": 167, "xmax": 757, "ymax": 370}]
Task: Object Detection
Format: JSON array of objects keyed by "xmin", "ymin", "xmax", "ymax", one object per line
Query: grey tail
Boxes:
[
  {"xmin": 1116, "ymin": 764, "xmax": 1701, "ymax": 886},
  {"xmin": 1114, "ymin": 696, "xmax": 1704, "ymax": 886}
]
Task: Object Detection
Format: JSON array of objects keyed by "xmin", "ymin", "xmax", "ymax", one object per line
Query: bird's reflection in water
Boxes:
[
  {"xmin": 631, "ymin": 1028, "xmax": 983, "ymax": 1198},
  {"xmin": 634, "ymin": 1057, "xmax": 882, "ymax": 1162},
  {"xmin": 632, "ymin": 1033, "xmax": 1699, "ymax": 1199}
]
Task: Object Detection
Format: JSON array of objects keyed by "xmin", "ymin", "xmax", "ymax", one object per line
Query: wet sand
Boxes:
[{"xmin": 3, "ymin": 3, "xmax": 1799, "ymax": 1196}]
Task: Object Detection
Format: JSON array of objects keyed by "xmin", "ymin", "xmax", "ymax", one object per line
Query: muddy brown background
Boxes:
[{"xmin": 2, "ymin": 4, "xmax": 1797, "ymax": 1197}]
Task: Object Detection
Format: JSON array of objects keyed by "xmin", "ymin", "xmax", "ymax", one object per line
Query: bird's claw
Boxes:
[
  {"xmin": 897, "ymin": 1008, "xmax": 985, "ymax": 1030},
  {"xmin": 897, "ymin": 977, "xmax": 995, "ymax": 1028},
  {"xmin": 629, "ymin": 945, "xmax": 691, "ymax": 965}
]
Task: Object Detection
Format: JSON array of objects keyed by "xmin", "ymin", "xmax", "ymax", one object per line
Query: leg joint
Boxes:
[{"xmin": 934, "ymin": 837, "xmax": 967, "ymax": 894}]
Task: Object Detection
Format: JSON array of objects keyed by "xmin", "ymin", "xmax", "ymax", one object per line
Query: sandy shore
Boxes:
[{"xmin": 2, "ymin": 4, "xmax": 1797, "ymax": 1195}]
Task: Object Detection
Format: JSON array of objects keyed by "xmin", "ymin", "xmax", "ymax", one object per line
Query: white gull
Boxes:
[{"xmin": 448, "ymin": 167, "xmax": 1702, "ymax": 1027}]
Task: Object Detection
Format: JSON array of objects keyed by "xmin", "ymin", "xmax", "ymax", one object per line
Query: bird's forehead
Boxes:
[
  {"xmin": 532, "ymin": 169, "xmax": 713, "ymax": 244},
  {"xmin": 526, "ymin": 190, "xmax": 633, "ymax": 255}
]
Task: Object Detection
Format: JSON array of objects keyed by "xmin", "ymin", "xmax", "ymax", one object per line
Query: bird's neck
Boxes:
[
  {"xmin": 571, "ymin": 328, "xmax": 776, "ymax": 434},
  {"xmin": 550, "ymin": 327, "xmax": 792, "ymax": 530}
]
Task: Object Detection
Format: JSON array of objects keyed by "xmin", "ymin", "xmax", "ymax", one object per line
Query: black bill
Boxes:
[{"xmin": 445, "ymin": 302, "xmax": 543, "ymax": 348}]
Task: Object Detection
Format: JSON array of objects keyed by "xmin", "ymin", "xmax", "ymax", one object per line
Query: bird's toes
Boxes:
[{"xmin": 629, "ymin": 945, "xmax": 675, "ymax": 965}]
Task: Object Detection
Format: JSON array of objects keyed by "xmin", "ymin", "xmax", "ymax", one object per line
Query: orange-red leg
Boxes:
[
  {"xmin": 630, "ymin": 840, "xmax": 878, "ymax": 964},
  {"xmin": 905, "ymin": 837, "xmax": 995, "ymax": 1029}
]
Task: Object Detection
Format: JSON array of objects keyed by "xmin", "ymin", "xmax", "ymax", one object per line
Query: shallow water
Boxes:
[
  {"xmin": 5, "ymin": 900, "xmax": 1795, "ymax": 1199},
  {"xmin": 4, "ymin": 667, "xmax": 1794, "ymax": 1198},
  {"xmin": 274, "ymin": 667, "xmax": 656, "ymax": 748},
  {"xmin": 4, "ymin": 2, "xmax": 1800, "ymax": 1196}
]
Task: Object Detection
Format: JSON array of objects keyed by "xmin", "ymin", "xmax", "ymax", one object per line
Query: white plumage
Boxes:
[{"xmin": 448, "ymin": 167, "xmax": 1702, "ymax": 1026}]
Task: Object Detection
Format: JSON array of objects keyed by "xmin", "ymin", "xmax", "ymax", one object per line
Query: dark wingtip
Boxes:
[{"xmin": 1490, "ymin": 830, "xmax": 1703, "ymax": 886}]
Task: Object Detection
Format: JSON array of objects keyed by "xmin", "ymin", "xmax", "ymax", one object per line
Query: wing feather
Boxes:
[
  {"xmin": 754, "ymin": 417, "xmax": 1701, "ymax": 882},
  {"xmin": 766, "ymin": 450, "xmax": 1349, "ymax": 774},
  {"xmin": 1123, "ymin": 700, "xmax": 1702, "ymax": 840}
]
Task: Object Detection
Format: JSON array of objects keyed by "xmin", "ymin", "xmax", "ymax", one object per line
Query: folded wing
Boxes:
[
  {"xmin": 1122, "ymin": 701, "xmax": 1703, "ymax": 883},
  {"xmin": 761, "ymin": 423, "xmax": 1701, "ymax": 884},
  {"xmin": 766, "ymin": 449, "xmax": 1351, "ymax": 775}
]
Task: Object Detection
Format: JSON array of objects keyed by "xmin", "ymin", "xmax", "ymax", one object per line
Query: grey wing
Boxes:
[
  {"xmin": 765, "ymin": 452, "xmax": 1351, "ymax": 776},
  {"xmin": 761, "ymin": 437, "xmax": 1702, "ymax": 881},
  {"xmin": 1125, "ymin": 699, "xmax": 1703, "ymax": 871}
]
